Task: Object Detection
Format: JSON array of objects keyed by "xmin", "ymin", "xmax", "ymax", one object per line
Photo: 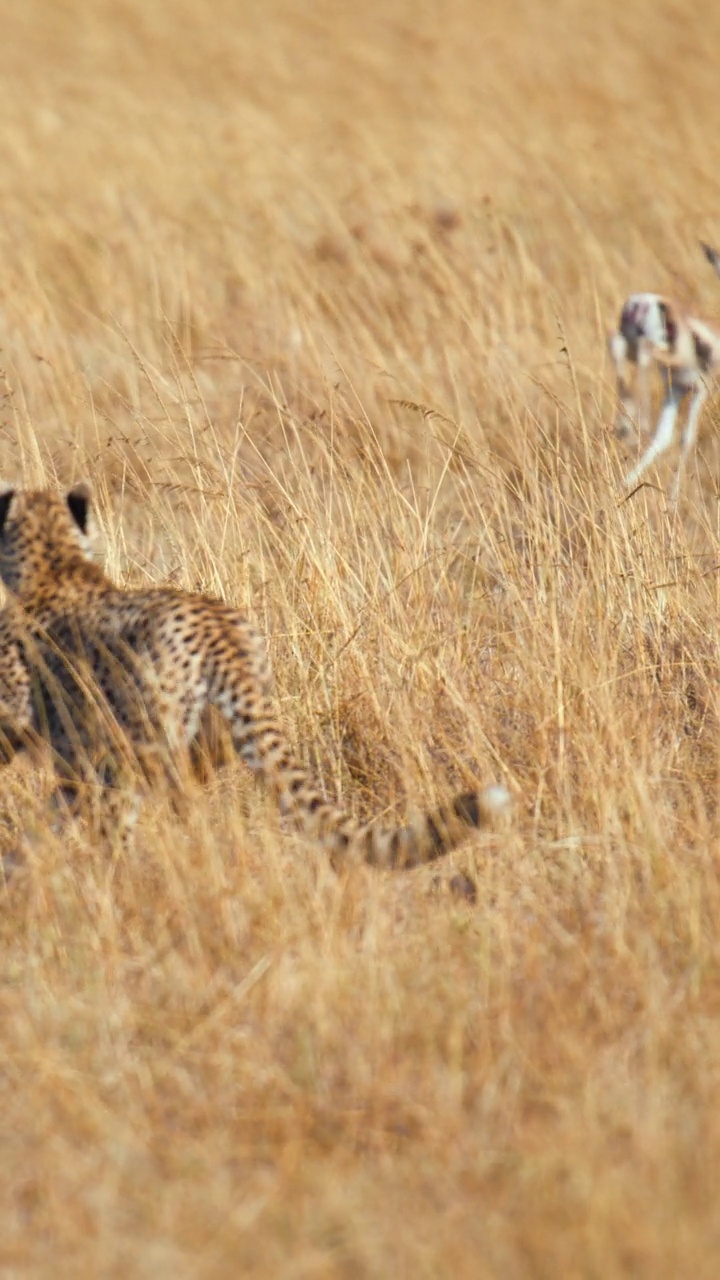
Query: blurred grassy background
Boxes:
[{"xmin": 2, "ymin": 0, "xmax": 720, "ymax": 1275}]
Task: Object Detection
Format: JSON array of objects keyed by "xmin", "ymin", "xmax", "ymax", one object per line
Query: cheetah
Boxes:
[{"xmin": 0, "ymin": 482, "xmax": 510, "ymax": 871}]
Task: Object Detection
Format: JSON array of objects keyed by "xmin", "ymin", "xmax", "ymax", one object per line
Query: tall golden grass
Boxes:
[{"xmin": 2, "ymin": 0, "xmax": 720, "ymax": 1273}]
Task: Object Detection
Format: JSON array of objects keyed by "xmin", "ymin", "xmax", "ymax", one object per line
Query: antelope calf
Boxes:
[{"xmin": 609, "ymin": 242, "xmax": 720, "ymax": 500}]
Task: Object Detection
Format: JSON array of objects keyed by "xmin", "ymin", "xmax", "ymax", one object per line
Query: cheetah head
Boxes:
[{"xmin": 0, "ymin": 482, "xmax": 101, "ymax": 597}]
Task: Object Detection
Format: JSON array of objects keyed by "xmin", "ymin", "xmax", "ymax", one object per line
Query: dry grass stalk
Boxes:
[{"xmin": 1, "ymin": 0, "xmax": 720, "ymax": 1275}]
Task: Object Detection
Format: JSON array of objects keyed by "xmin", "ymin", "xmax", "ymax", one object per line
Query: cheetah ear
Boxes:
[
  {"xmin": 0, "ymin": 485, "xmax": 16, "ymax": 537},
  {"xmin": 66, "ymin": 481, "xmax": 93, "ymax": 535}
]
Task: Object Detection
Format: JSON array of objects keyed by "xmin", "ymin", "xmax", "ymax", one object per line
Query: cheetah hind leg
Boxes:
[
  {"xmin": 0, "ymin": 774, "xmax": 140, "ymax": 885},
  {"xmin": 50, "ymin": 759, "xmax": 144, "ymax": 855}
]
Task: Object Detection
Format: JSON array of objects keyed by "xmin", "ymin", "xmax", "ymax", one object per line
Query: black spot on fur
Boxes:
[
  {"xmin": 0, "ymin": 490, "xmax": 15, "ymax": 537},
  {"xmin": 425, "ymin": 814, "xmax": 446, "ymax": 855},
  {"xmin": 453, "ymin": 792, "xmax": 480, "ymax": 827},
  {"xmin": 449, "ymin": 872, "xmax": 477, "ymax": 903}
]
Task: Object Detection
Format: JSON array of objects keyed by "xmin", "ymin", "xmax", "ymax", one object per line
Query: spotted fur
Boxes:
[{"xmin": 0, "ymin": 484, "xmax": 509, "ymax": 870}]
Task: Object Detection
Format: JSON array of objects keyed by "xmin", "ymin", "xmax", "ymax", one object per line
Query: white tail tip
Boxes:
[{"xmin": 482, "ymin": 784, "xmax": 512, "ymax": 815}]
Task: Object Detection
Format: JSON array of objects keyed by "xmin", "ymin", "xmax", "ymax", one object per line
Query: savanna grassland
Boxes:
[{"xmin": 2, "ymin": 0, "xmax": 720, "ymax": 1275}]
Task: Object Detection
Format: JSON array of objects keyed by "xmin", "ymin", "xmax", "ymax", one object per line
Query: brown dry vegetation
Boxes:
[{"xmin": 2, "ymin": 0, "xmax": 720, "ymax": 1275}]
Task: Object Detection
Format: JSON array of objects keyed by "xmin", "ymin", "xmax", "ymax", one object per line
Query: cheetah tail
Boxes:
[
  {"xmin": 338, "ymin": 784, "xmax": 512, "ymax": 871},
  {"xmin": 258, "ymin": 728, "xmax": 510, "ymax": 870}
]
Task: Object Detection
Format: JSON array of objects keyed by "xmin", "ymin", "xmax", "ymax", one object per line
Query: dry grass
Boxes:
[{"xmin": 1, "ymin": 0, "xmax": 720, "ymax": 1274}]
